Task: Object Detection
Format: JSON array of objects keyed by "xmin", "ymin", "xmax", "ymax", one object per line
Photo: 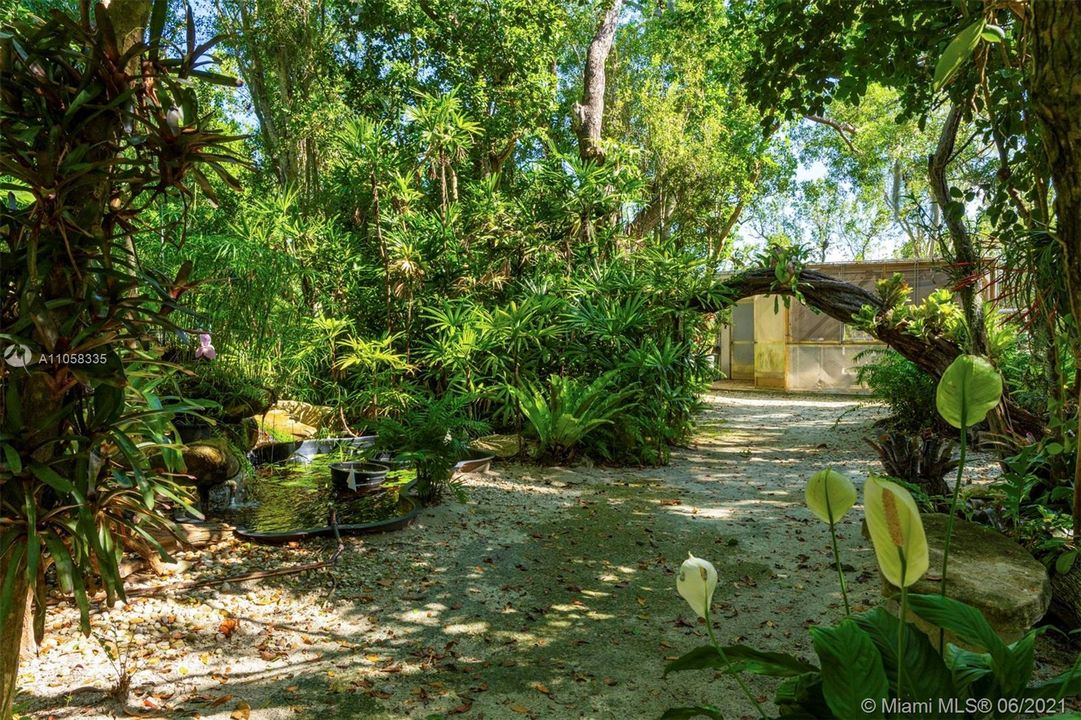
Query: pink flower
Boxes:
[{"xmin": 195, "ymin": 332, "xmax": 217, "ymax": 361}]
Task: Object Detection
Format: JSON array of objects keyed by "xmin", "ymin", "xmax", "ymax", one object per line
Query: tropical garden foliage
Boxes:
[{"xmin": 2, "ymin": 0, "xmax": 1081, "ymax": 716}]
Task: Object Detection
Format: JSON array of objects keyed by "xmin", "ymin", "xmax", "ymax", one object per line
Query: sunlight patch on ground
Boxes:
[{"xmin": 442, "ymin": 621, "xmax": 489, "ymax": 635}]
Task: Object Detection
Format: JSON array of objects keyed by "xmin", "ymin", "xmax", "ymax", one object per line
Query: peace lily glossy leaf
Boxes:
[
  {"xmin": 810, "ymin": 619, "xmax": 888, "ymax": 719},
  {"xmin": 933, "ymin": 19, "xmax": 986, "ymax": 91},
  {"xmin": 663, "ymin": 643, "xmax": 817, "ymax": 678},
  {"xmin": 935, "ymin": 354, "xmax": 1003, "ymax": 429},
  {"xmin": 864, "ymin": 476, "xmax": 929, "ymax": 588},
  {"xmin": 805, "ymin": 469, "xmax": 856, "ymax": 524}
]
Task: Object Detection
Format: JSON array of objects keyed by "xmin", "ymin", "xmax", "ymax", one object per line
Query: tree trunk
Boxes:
[
  {"xmin": 1049, "ymin": 562, "xmax": 1081, "ymax": 630},
  {"xmin": 1030, "ymin": 0, "xmax": 1081, "ymax": 540},
  {"xmin": 0, "ymin": 565, "xmax": 29, "ymax": 720},
  {"xmin": 573, "ymin": 0, "xmax": 623, "ymax": 163},
  {"xmin": 627, "ymin": 191, "xmax": 673, "ymax": 238},
  {"xmin": 927, "ymin": 105, "xmax": 988, "ymax": 356},
  {"xmin": 696, "ymin": 268, "xmax": 1046, "ymax": 437}
]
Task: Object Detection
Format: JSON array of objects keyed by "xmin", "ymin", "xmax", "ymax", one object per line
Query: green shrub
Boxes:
[
  {"xmin": 855, "ymin": 348, "xmax": 939, "ymax": 432},
  {"xmin": 512, "ymin": 372, "xmax": 636, "ymax": 463}
]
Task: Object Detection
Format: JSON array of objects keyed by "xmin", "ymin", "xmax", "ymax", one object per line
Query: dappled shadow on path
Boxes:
[{"xmin": 21, "ymin": 390, "xmax": 894, "ymax": 719}]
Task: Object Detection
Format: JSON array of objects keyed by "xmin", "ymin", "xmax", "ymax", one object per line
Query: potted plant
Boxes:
[
  {"xmin": 329, "ymin": 461, "xmax": 390, "ymax": 494},
  {"xmin": 373, "ymin": 391, "xmax": 487, "ymax": 504}
]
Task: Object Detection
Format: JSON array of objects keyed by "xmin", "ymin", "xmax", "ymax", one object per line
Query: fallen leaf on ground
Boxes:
[{"xmin": 218, "ymin": 618, "xmax": 240, "ymax": 637}]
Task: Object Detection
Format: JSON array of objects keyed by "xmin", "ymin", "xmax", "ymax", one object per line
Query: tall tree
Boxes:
[{"xmin": 573, "ymin": 0, "xmax": 623, "ymax": 162}]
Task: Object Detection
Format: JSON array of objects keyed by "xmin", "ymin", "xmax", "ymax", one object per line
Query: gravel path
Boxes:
[{"xmin": 14, "ymin": 390, "xmax": 1051, "ymax": 719}]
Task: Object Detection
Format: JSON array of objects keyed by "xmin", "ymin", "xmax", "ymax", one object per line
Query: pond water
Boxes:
[{"xmin": 220, "ymin": 453, "xmax": 417, "ymax": 534}]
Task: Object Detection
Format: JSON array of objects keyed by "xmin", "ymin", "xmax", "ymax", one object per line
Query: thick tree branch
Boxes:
[
  {"xmin": 573, "ymin": 0, "xmax": 623, "ymax": 163},
  {"xmin": 805, "ymin": 114, "xmax": 858, "ymax": 153},
  {"xmin": 627, "ymin": 192, "xmax": 672, "ymax": 238},
  {"xmin": 928, "ymin": 105, "xmax": 987, "ymax": 355},
  {"xmin": 693, "ymin": 268, "xmax": 1045, "ymax": 437}
]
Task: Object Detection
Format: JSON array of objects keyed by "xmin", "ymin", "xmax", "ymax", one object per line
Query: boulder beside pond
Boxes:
[
  {"xmin": 180, "ymin": 437, "xmax": 244, "ymax": 511},
  {"xmin": 256, "ymin": 400, "xmax": 345, "ymax": 441},
  {"xmin": 865, "ymin": 513, "xmax": 1051, "ymax": 645}
]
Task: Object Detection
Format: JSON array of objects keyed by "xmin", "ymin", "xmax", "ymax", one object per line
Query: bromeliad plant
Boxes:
[
  {"xmin": 511, "ymin": 371, "xmax": 636, "ymax": 464},
  {"xmin": 662, "ymin": 356, "xmax": 1080, "ymax": 719},
  {"xmin": 0, "ymin": 3, "xmax": 243, "ymax": 714}
]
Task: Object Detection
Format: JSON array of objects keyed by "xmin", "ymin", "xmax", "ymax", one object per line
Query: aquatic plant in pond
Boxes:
[{"xmin": 224, "ymin": 453, "xmax": 416, "ymax": 534}]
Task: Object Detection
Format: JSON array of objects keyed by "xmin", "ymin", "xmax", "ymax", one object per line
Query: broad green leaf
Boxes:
[
  {"xmin": 663, "ymin": 644, "xmax": 816, "ymax": 678},
  {"xmin": 980, "ymin": 25, "xmax": 1005, "ymax": 43},
  {"xmin": 29, "ymin": 462, "xmax": 76, "ymax": 495},
  {"xmin": 933, "ymin": 20, "xmax": 986, "ymax": 91},
  {"xmin": 851, "ymin": 607, "xmax": 954, "ymax": 703},
  {"xmin": 148, "ymin": 0, "xmax": 168, "ymax": 58},
  {"xmin": 24, "ymin": 494, "xmax": 39, "ymax": 604},
  {"xmin": 719, "ymin": 645, "xmax": 818, "ymax": 677},
  {"xmin": 810, "ymin": 619, "xmax": 888, "ymax": 719},
  {"xmin": 664, "ymin": 645, "xmax": 725, "ymax": 676},
  {"xmin": 1, "ymin": 443, "xmax": 21, "ymax": 473},
  {"xmin": 935, "ymin": 355, "xmax": 1002, "ymax": 429},
  {"xmin": 774, "ymin": 672, "xmax": 830, "ymax": 719},
  {"xmin": 1001, "ymin": 630, "xmax": 1041, "ymax": 695},
  {"xmin": 906, "ymin": 594, "xmax": 1009, "ymax": 683},
  {"xmin": 946, "ymin": 645, "xmax": 994, "ymax": 691},
  {"xmin": 1056, "ymin": 550, "xmax": 1077, "ymax": 576},
  {"xmin": 43, "ymin": 532, "xmax": 75, "ymax": 594},
  {"xmin": 0, "ymin": 543, "xmax": 26, "ymax": 627}
]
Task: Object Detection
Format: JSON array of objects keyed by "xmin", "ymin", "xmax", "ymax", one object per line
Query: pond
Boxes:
[{"xmin": 220, "ymin": 448, "xmax": 419, "ymax": 540}]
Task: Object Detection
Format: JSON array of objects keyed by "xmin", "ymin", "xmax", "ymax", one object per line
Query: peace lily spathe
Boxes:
[
  {"xmin": 677, "ymin": 553, "xmax": 718, "ymax": 619},
  {"xmin": 805, "ymin": 469, "xmax": 856, "ymax": 524},
  {"xmin": 864, "ymin": 475, "xmax": 929, "ymax": 588}
]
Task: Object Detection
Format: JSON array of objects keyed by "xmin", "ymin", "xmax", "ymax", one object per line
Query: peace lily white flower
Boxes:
[
  {"xmin": 864, "ymin": 475, "xmax": 929, "ymax": 588},
  {"xmin": 805, "ymin": 469, "xmax": 856, "ymax": 524},
  {"xmin": 676, "ymin": 553, "xmax": 718, "ymax": 619}
]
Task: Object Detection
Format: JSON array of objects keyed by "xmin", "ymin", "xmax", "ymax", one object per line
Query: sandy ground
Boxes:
[{"xmin": 15, "ymin": 390, "xmax": 1074, "ymax": 719}]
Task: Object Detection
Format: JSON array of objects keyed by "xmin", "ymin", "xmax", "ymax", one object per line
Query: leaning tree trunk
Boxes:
[
  {"xmin": 1049, "ymin": 563, "xmax": 1081, "ymax": 631},
  {"xmin": 698, "ymin": 268, "xmax": 1046, "ymax": 438},
  {"xmin": 573, "ymin": 0, "xmax": 623, "ymax": 163}
]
